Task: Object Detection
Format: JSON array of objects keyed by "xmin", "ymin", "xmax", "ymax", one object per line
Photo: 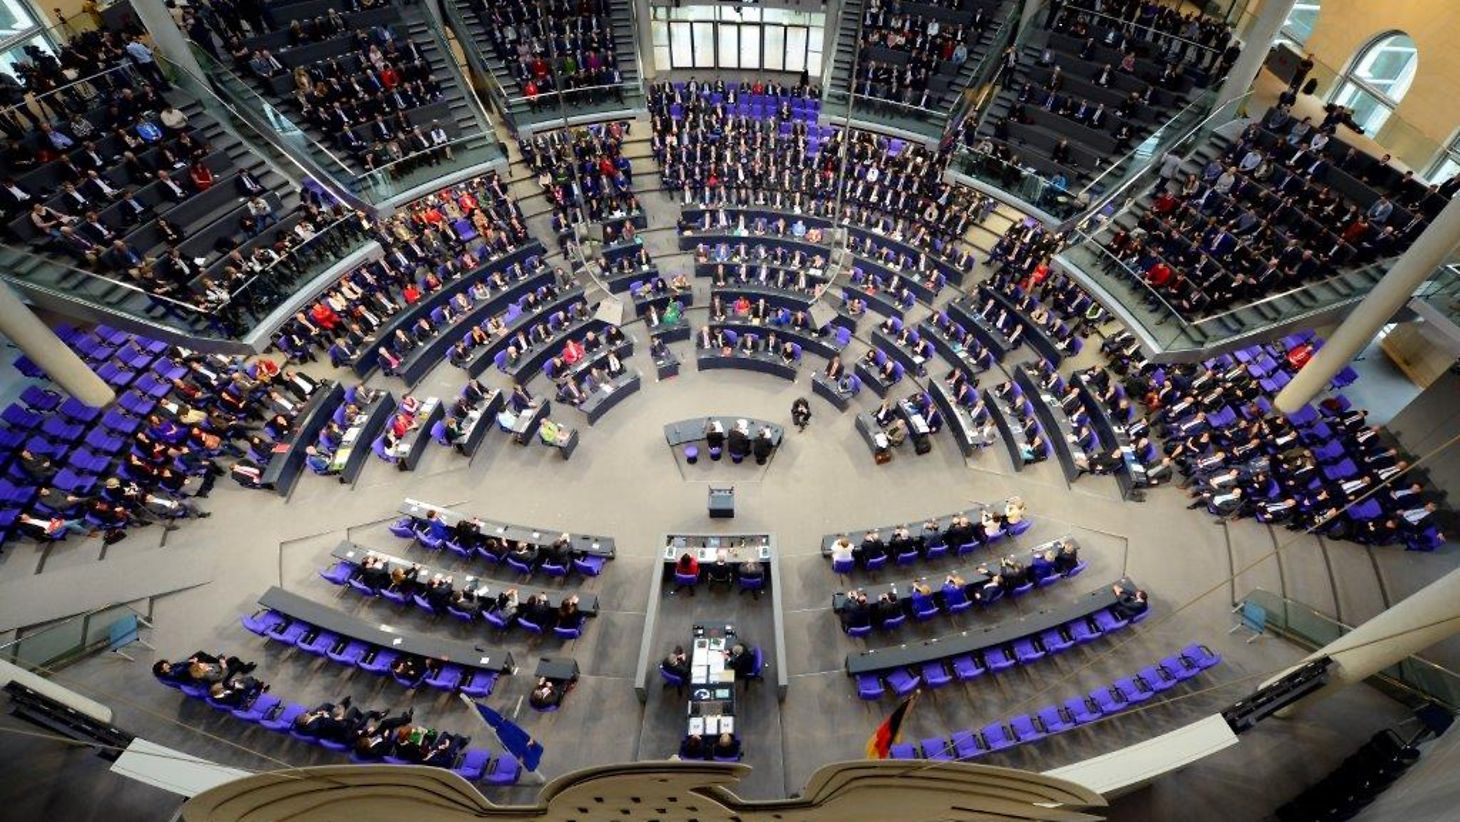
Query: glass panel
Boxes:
[
  {"xmin": 785, "ymin": 26, "xmax": 807, "ymax": 73},
  {"xmin": 1279, "ymin": 0, "xmax": 1321, "ymax": 46},
  {"xmin": 719, "ymin": 23, "xmax": 738, "ymax": 70},
  {"xmin": 685, "ymin": 5, "xmax": 717, "ymax": 21},
  {"xmin": 763, "ymin": 25, "xmax": 785, "ymax": 72},
  {"xmin": 693, "ymin": 21, "xmax": 716, "ymax": 68},
  {"xmin": 762, "ymin": 8, "xmax": 790, "ymax": 25},
  {"xmin": 654, "ymin": 45, "xmax": 671, "ymax": 72},
  {"xmin": 1429, "ymin": 155, "xmax": 1460, "ymax": 184},
  {"xmin": 0, "ymin": 33, "xmax": 47, "ymax": 74},
  {"xmin": 671, "ymin": 21, "xmax": 693, "ymax": 68},
  {"xmin": 1334, "ymin": 82, "xmax": 1393, "ymax": 133},
  {"xmin": 740, "ymin": 22, "xmax": 760, "ymax": 70},
  {"xmin": 741, "ymin": 7, "xmax": 760, "ymax": 22},
  {"xmin": 807, "ymin": 47, "xmax": 822, "ymax": 79},
  {"xmin": 652, "ymin": 20, "xmax": 669, "ymax": 48}
]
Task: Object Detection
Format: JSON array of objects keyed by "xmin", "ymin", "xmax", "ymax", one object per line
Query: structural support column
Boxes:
[
  {"xmin": 633, "ymin": 0, "xmax": 656, "ymax": 82},
  {"xmin": 1262, "ymin": 566, "xmax": 1460, "ymax": 717},
  {"xmin": 1019, "ymin": 0, "xmax": 1048, "ymax": 36},
  {"xmin": 0, "ymin": 284, "xmax": 114, "ymax": 408},
  {"xmin": 1276, "ymin": 195, "xmax": 1460, "ymax": 413},
  {"xmin": 1214, "ymin": 0, "xmax": 1296, "ymax": 111},
  {"xmin": 127, "ymin": 0, "xmax": 206, "ymax": 81}
]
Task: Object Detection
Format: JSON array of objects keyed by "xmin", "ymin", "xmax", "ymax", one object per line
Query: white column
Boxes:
[
  {"xmin": 0, "ymin": 284, "xmax": 114, "ymax": 408},
  {"xmin": 1275, "ymin": 195, "xmax": 1460, "ymax": 413},
  {"xmin": 127, "ymin": 0, "xmax": 206, "ymax": 80},
  {"xmin": 1262, "ymin": 566, "xmax": 1460, "ymax": 716},
  {"xmin": 1214, "ymin": 0, "xmax": 1296, "ymax": 110},
  {"xmin": 634, "ymin": 0, "xmax": 656, "ymax": 81},
  {"xmin": 1020, "ymin": 0, "xmax": 1048, "ymax": 35}
]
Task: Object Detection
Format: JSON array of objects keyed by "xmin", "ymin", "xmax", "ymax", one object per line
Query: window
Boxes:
[
  {"xmin": 0, "ymin": 0, "xmax": 53, "ymax": 74},
  {"xmin": 1277, "ymin": 1, "xmax": 1321, "ymax": 47},
  {"xmin": 1330, "ymin": 32, "xmax": 1418, "ymax": 134},
  {"xmin": 648, "ymin": 4, "xmax": 824, "ymax": 72}
]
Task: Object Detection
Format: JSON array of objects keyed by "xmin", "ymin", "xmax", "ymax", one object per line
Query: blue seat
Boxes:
[
  {"xmin": 980, "ymin": 722, "xmax": 1014, "ymax": 752},
  {"xmin": 1040, "ymin": 628, "xmax": 1072, "ymax": 654},
  {"xmin": 921, "ymin": 736, "xmax": 953, "ymax": 760},
  {"xmin": 1012, "ymin": 637, "xmax": 1044, "ymax": 664},
  {"xmin": 1139, "ymin": 665, "xmax": 1178, "ymax": 693},
  {"xmin": 985, "ymin": 647, "xmax": 1015, "ymax": 672},
  {"xmin": 846, "ymin": 623, "xmax": 872, "ymax": 638},
  {"xmin": 1008, "ymin": 714, "xmax": 1044, "ymax": 743},
  {"xmin": 1181, "ymin": 643, "xmax": 1222, "ymax": 670},
  {"xmin": 358, "ymin": 649, "xmax": 399, "ymax": 676},
  {"xmin": 319, "ymin": 562, "xmax": 355, "ymax": 586},
  {"xmin": 921, "ymin": 661, "xmax": 953, "ymax": 689},
  {"xmin": 660, "ymin": 665, "xmax": 686, "ymax": 692},
  {"xmin": 261, "ymin": 702, "xmax": 307, "ymax": 732},
  {"xmin": 951, "ymin": 654, "xmax": 984, "ymax": 681},
  {"xmin": 573, "ymin": 555, "xmax": 606, "ymax": 576},
  {"xmin": 296, "ymin": 630, "xmax": 338, "ymax": 656},
  {"xmin": 1036, "ymin": 704, "xmax": 1072, "ymax": 734},
  {"xmin": 1112, "ymin": 676, "xmax": 1154, "ymax": 704},
  {"xmin": 885, "ymin": 668, "xmax": 920, "ymax": 696},
  {"xmin": 453, "ymin": 748, "xmax": 492, "ymax": 781},
  {"xmin": 855, "ymin": 673, "xmax": 884, "ymax": 700},
  {"xmin": 888, "ymin": 742, "xmax": 919, "ymax": 759},
  {"xmin": 951, "ymin": 729, "xmax": 985, "ymax": 759},
  {"xmin": 240, "ymin": 609, "xmax": 286, "ymax": 636},
  {"xmin": 459, "ymin": 670, "xmax": 498, "ymax": 699}
]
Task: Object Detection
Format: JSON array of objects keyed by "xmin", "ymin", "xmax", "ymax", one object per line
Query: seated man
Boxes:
[
  {"xmin": 840, "ymin": 589, "xmax": 871, "ymax": 630},
  {"xmin": 704, "ymin": 558, "xmax": 734, "ymax": 591},
  {"xmin": 528, "ymin": 677, "xmax": 566, "ymax": 710},
  {"xmin": 663, "ymin": 645, "xmax": 691, "ymax": 680},
  {"xmin": 711, "ymin": 732, "xmax": 741, "ymax": 759},
  {"xmin": 208, "ymin": 674, "xmax": 267, "ymax": 708},
  {"xmin": 1111, "ymin": 583, "xmax": 1149, "ymax": 620}
]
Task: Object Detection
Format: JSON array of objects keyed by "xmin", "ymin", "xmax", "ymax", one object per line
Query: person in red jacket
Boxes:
[{"xmin": 673, "ymin": 552, "xmax": 700, "ymax": 596}]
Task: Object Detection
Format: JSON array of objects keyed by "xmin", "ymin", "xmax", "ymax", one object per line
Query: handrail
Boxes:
[
  {"xmin": 0, "ymin": 62, "xmax": 137, "ymax": 124},
  {"xmin": 1075, "ymin": 88, "xmax": 1217, "ymax": 198},
  {"xmin": 0, "ymin": 601, "xmax": 150, "ymax": 670},
  {"xmin": 0, "ymin": 242, "xmax": 211, "ymax": 315},
  {"xmin": 1080, "ymin": 90, "xmax": 1251, "ymax": 219},
  {"xmin": 218, "ymin": 212, "xmax": 366, "ymax": 313},
  {"xmin": 356, "ymin": 130, "xmax": 497, "ymax": 183},
  {"xmin": 958, "ymin": 0, "xmax": 1021, "ymax": 133},
  {"xmin": 176, "ymin": 45, "xmax": 357, "ymax": 177},
  {"xmin": 1056, "ymin": 3, "xmax": 1226, "ymax": 57}
]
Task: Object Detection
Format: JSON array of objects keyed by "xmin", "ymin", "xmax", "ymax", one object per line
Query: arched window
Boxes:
[
  {"xmin": 1277, "ymin": 1, "xmax": 1322, "ymax": 47},
  {"xmin": 1330, "ymin": 32, "xmax": 1418, "ymax": 134}
]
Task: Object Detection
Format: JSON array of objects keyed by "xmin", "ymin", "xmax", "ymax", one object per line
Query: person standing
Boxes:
[{"xmin": 791, "ymin": 397, "xmax": 811, "ymax": 431}]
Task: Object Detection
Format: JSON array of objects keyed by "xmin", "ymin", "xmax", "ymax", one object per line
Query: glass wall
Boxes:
[
  {"xmin": 1276, "ymin": 0, "xmax": 1321, "ymax": 47},
  {"xmin": 0, "ymin": 0, "xmax": 57, "ymax": 74},
  {"xmin": 651, "ymin": 5, "xmax": 823, "ymax": 76}
]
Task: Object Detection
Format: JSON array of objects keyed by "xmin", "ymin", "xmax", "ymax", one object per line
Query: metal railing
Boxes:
[
  {"xmin": 951, "ymin": 144, "xmax": 1086, "ymax": 220},
  {"xmin": 0, "ymin": 602, "xmax": 151, "ymax": 672},
  {"xmin": 1075, "ymin": 87, "xmax": 1219, "ymax": 201},
  {"xmin": 1241, "ymin": 590, "xmax": 1460, "ymax": 711}
]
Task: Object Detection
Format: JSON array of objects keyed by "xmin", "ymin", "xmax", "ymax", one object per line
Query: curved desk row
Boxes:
[
  {"xmin": 871, "ymin": 330, "xmax": 930, "ymax": 377},
  {"xmin": 841, "ymin": 284, "xmax": 906, "ymax": 320},
  {"xmin": 694, "ymin": 259, "xmax": 830, "ymax": 292},
  {"xmin": 452, "ymin": 389, "xmax": 504, "ymax": 458},
  {"xmin": 261, "ymin": 382, "xmax": 344, "ymax": 497},
  {"xmin": 551, "ymin": 339, "xmax": 635, "ymax": 383},
  {"xmin": 945, "ymin": 297, "xmax": 1016, "ymax": 359},
  {"xmin": 350, "ymin": 243, "xmax": 547, "ymax": 379},
  {"xmin": 633, "ymin": 290, "xmax": 694, "ymax": 318},
  {"xmin": 506, "ymin": 317, "xmax": 611, "ymax": 383},
  {"xmin": 696, "ymin": 350, "xmax": 799, "ymax": 381},
  {"xmin": 819, "ymin": 505, "xmax": 996, "ymax": 556},
  {"xmin": 459, "ymin": 287, "xmax": 587, "ymax": 378},
  {"xmin": 920, "ymin": 320, "xmax": 995, "ymax": 378},
  {"xmin": 395, "ymin": 270, "xmax": 556, "ymax": 387},
  {"xmin": 706, "ymin": 320, "xmax": 843, "ymax": 360},
  {"xmin": 845, "ymin": 578, "xmax": 1136, "ymax": 675},
  {"xmin": 711, "ymin": 287, "xmax": 857, "ymax": 335},
  {"xmin": 391, "ymin": 397, "xmax": 445, "ymax": 472},
  {"xmin": 854, "ymin": 358, "xmax": 903, "ymax": 398},
  {"xmin": 681, "ymin": 207, "xmax": 970, "ymax": 290},
  {"xmin": 329, "ymin": 541, "xmax": 601, "ymax": 616},
  {"xmin": 663, "ymin": 417, "xmax": 786, "ymax": 449},
  {"xmin": 982, "ymin": 286, "xmax": 1067, "ymax": 366},
  {"xmin": 1014, "ymin": 365, "xmax": 1087, "ymax": 485},
  {"xmin": 811, "ymin": 372, "xmax": 858, "ymax": 411},
  {"xmin": 679, "ymin": 230, "xmax": 825, "ymax": 262},
  {"xmin": 831, "ymin": 535, "xmax": 1082, "ymax": 612},
  {"xmin": 580, "ymin": 371, "xmax": 643, "ymax": 425},
  {"xmin": 253, "ymin": 585, "xmax": 515, "ymax": 674},
  {"xmin": 985, "ymin": 386, "xmax": 1034, "ymax": 472},
  {"xmin": 398, "ymin": 498, "xmax": 616, "ymax": 558},
  {"xmin": 649, "ymin": 318, "xmax": 693, "ymax": 344},
  {"xmin": 1073, "ymin": 370, "xmax": 1143, "ymax": 499},
  {"xmin": 930, "ymin": 380, "xmax": 995, "ymax": 457},
  {"xmin": 605, "ymin": 264, "xmax": 661, "ymax": 293},
  {"xmin": 327, "ymin": 391, "xmax": 396, "ymax": 483}
]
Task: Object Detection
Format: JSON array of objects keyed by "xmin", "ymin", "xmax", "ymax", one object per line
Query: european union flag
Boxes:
[{"xmin": 468, "ymin": 699, "xmax": 545, "ymax": 772}]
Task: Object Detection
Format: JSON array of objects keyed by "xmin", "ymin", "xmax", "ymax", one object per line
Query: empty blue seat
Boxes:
[
  {"xmin": 886, "ymin": 668, "xmax": 920, "ymax": 696},
  {"xmin": 951, "ymin": 654, "xmax": 984, "ymax": 681},
  {"xmin": 1008, "ymin": 714, "xmax": 1044, "ymax": 743},
  {"xmin": 951, "ymin": 729, "xmax": 984, "ymax": 759},
  {"xmin": 980, "ymin": 723, "xmax": 1014, "ymax": 752},
  {"xmin": 1036, "ymin": 704, "xmax": 1072, "ymax": 734},
  {"xmin": 921, "ymin": 736, "xmax": 953, "ymax": 760},
  {"xmin": 921, "ymin": 661, "xmax": 953, "ymax": 689}
]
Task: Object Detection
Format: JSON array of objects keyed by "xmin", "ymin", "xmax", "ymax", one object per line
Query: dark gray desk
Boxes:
[
  {"xmin": 945, "ymin": 297, "xmax": 1015, "ymax": 358},
  {"xmin": 654, "ymin": 346, "xmax": 680, "ymax": 379},
  {"xmin": 581, "ymin": 371, "xmax": 642, "ymax": 424},
  {"xmin": 855, "ymin": 412, "xmax": 889, "ymax": 458},
  {"xmin": 1073, "ymin": 371, "xmax": 1142, "ymax": 499},
  {"xmin": 706, "ymin": 321, "xmax": 842, "ymax": 360},
  {"xmin": 393, "ymin": 398, "xmax": 445, "ymax": 472},
  {"xmin": 650, "ymin": 318, "xmax": 692, "ymax": 344},
  {"xmin": 929, "ymin": 381, "xmax": 993, "ymax": 457},
  {"xmin": 811, "ymin": 372, "xmax": 854, "ymax": 411},
  {"xmin": 841, "ymin": 285, "xmax": 904, "ymax": 320},
  {"xmin": 558, "ymin": 340, "xmax": 634, "ymax": 384},
  {"xmin": 333, "ymin": 393, "xmax": 395, "ymax": 483},
  {"xmin": 985, "ymin": 387, "xmax": 1031, "ymax": 472},
  {"xmin": 454, "ymin": 390, "xmax": 504, "ymax": 458},
  {"xmin": 261, "ymin": 382, "xmax": 343, "ymax": 497},
  {"xmin": 1014, "ymin": 365, "xmax": 1086, "ymax": 484},
  {"xmin": 396, "ymin": 270, "xmax": 555, "ymax": 387},
  {"xmin": 662, "ymin": 534, "xmax": 772, "ymax": 563},
  {"xmin": 871, "ymin": 330, "xmax": 929, "ymax": 377},
  {"xmin": 696, "ymin": 351, "xmax": 798, "ymax": 381},
  {"xmin": 709, "ymin": 287, "xmax": 856, "ymax": 335},
  {"xmin": 663, "ymin": 418, "xmax": 785, "ymax": 448},
  {"xmin": 329, "ymin": 541, "xmax": 600, "ymax": 615},
  {"xmin": 844, "ymin": 578, "xmax": 1136, "ymax": 675},
  {"xmin": 511, "ymin": 401, "xmax": 551, "ymax": 445},
  {"xmin": 708, "ymin": 487, "xmax": 735, "ymax": 519},
  {"xmin": 537, "ymin": 657, "xmax": 580, "ymax": 682},
  {"xmin": 398, "ymin": 499, "xmax": 616, "ymax": 558},
  {"xmin": 819, "ymin": 506, "xmax": 990, "ymax": 556},
  {"xmin": 854, "ymin": 359, "xmax": 898, "ymax": 398},
  {"xmin": 257, "ymin": 586, "xmax": 514, "ymax": 673}
]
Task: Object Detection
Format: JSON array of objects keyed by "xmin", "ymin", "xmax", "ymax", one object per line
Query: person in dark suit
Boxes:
[
  {"xmin": 662, "ymin": 645, "xmax": 691, "ymax": 680},
  {"xmin": 752, "ymin": 427, "xmax": 774, "ymax": 464},
  {"xmin": 727, "ymin": 643, "xmax": 756, "ymax": 678},
  {"xmin": 351, "ymin": 709, "xmax": 414, "ymax": 759},
  {"xmin": 1111, "ymin": 584, "xmax": 1148, "ymax": 620},
  {"xmin": 727, "ymin": 419, "xmax": 751, "ymax": 459},
  {"xmin": 840, "ymin": 589, "xmax": 872, "ymax": 630}
]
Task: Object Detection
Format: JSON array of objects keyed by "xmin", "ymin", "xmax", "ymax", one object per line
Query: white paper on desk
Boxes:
[
  {"xmin": 704, "ymin": 716, "xmax": 720, "ymax": 734},
  {"xmin": 689, "ymin": 717, "xmax": 704, "ymax": 735},
  {"xmin": 694, "ymin": 664, "xmax": 711, "ymax": 681},
  {"xmin": 720, "ymin": 716, "xmax": 734, "ymax": 733}
]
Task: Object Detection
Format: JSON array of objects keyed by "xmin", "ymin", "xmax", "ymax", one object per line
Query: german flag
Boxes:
[{"xmin": 865, "ymin": 691, "xmax": 919, "ymax": 758}]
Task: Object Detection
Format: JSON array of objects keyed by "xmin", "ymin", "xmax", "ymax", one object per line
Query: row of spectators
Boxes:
[{"xmin": 471, "ymin": 0, "xmax": 625, "ymax": 105}]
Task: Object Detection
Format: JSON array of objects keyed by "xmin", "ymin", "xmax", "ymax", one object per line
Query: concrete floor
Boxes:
[{"xmin": 0, "ymin": 112, "xmax": 1450, "ymax": 822}]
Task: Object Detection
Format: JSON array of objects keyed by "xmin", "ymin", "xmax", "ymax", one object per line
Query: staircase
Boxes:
[{"xmin": 441, "ymin": 0, "xmax": 642, "ymax": 134}]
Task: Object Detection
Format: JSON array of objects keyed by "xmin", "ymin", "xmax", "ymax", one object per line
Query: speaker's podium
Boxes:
[{"xmin": 708, "ymin": 485, "xmax": 735, "ymax": 519}]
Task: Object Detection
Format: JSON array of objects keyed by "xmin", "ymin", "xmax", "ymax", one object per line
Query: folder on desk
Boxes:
[
  {"xmin": 719, "ymin": 717, "xmax": 734, "ymax": 734},
  {"xmin": 688, "ymin": 717, "xmax": 704, "ymax": 735}
]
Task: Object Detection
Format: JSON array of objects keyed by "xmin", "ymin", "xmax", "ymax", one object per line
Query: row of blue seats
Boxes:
[
  {"xmin": 155, "ymin": 675, "xmax": 520, "ymax": 784},
  {"xmin": 388, "ymin": 516, "xmax": 608, "ymax": 578},
  {"xmin": 855, "ymin": 602, "xmax": 1147, "ymax": 700},
  {"xmin": 890, "ymin": 644, "xmax": 1222, "ymax": 760},
  {"xmin": 240, "ymin": 608, "xmax": 499, "ymax": 697}
]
